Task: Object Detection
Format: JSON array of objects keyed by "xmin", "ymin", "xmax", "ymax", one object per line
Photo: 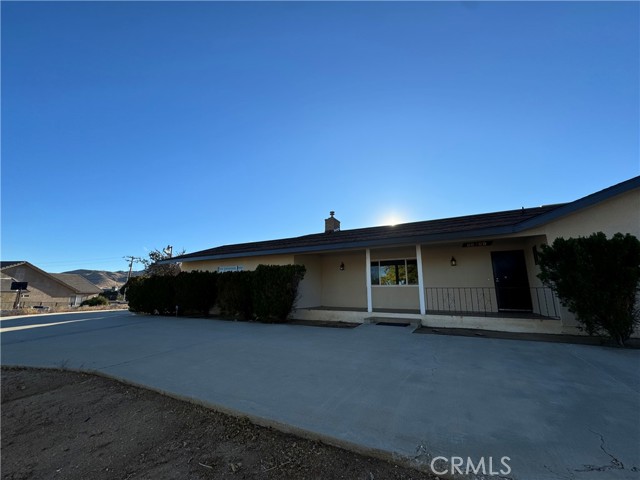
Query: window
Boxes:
[{"xmin": 370, "ymin": 259, "xmax": 418, "ymax": 285}]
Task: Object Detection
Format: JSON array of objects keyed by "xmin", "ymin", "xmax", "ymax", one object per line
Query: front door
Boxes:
[{"xmin": 491, "ymin": 250, "xmax": 533, "ymax": 312}]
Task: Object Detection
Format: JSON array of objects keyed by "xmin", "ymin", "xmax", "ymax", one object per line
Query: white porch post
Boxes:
[
  {"xmin": 416, "ymin": 244, "xmax": 426, "ymax": 315},
  {"xmin": 365, "ymin": 248, "xmax": 373, "ymax": 313}
]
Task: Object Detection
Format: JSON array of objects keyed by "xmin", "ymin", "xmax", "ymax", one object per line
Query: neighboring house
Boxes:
[
  {"xmin": 168, "ymin": 176, "xmax": 639, "ymax": 335},
  {"xmin": 0, "ymin": 261, "xmax": 102, "ymax": 309},
  {"xmin": 0, "ymin": 271, "xmax": 20, "ymax": 309}
]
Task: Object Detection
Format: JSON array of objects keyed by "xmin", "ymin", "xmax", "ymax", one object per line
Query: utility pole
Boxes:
[{"xmin": 122, "ymin": 256, "xmax": 141, "ymax": 302}]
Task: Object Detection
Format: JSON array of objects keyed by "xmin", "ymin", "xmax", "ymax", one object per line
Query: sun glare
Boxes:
[{"xmin": 380, "ymin": 212, "xmax": 406, "ymax": 227}]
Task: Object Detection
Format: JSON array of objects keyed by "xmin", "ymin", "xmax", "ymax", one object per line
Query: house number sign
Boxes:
[{"xmin": 462, "ymin": 241, "xmax": 493, "ymax": 247}]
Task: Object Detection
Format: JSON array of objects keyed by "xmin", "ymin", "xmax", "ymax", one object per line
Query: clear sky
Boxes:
[{"xmin": 2, "ymin": 1, "xmax": 638, "ymax": 273}]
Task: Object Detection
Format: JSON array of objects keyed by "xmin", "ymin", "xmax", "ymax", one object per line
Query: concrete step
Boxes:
[{"xmin": 364, "ymin": 317, "xmax": 421, "ymax": 329}]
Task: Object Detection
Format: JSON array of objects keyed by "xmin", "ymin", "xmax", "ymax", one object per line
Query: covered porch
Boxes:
[
  {"xmin": 292, "ymin": 304, "xmax": 565, "ymax": 335},
  {"xmin": 293, "ymin": 235, "xmax": 568, "ymax": 335}
]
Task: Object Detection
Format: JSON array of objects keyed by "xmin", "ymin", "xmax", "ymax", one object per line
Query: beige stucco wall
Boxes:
[
  {"xmin": 370, "ymin": 246, "xmax": 417, "ymax": 261},
  {"xmin": 420, "ymin": 237, "xmax": 545, "ymax": 287},
  {"xmin": 372, "ymin": 286, "xmax": 420, "ymax": 310},
  {"xmin": 526, "ymin": 189, "xmax": 639, "ymax": 240},
  {"xmin": 319, "ymin": 251, "xmax": 367, "ymax": 308},
  {"xmin": 180, "ymin": 254, "xmax": 296, "ymax": 273},
  {"xmin": 293, "ymin": 254, "xmax": 323, "ymax": 308}
]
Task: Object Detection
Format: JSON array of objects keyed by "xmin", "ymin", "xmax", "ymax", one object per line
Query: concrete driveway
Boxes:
[{"xmin": 2, "ymin": 310, "xmax": 639, "ymax": 479}]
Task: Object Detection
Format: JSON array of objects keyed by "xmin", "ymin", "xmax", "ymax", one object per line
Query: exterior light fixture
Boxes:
[
  {"xmin": 450, "ymin": 256, "xmax": 457, "ymax": 267},
  {"xmin": 340, "ymin": 262, "xmax": 345, "ymax": 271}
]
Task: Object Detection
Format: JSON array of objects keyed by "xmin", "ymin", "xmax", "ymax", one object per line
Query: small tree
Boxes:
[
  {"xmin": 537, "ymin": 232, "xmax": 640, "ymax": 346},
  {"xmin": 141, "ymin": 247, "xmax": 185, "ymax": 277}
]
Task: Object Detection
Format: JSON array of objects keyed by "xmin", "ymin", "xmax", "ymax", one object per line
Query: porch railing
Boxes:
[{"xmin": 425, "ymin": 287, "xmax": 560, "ymax": 319}]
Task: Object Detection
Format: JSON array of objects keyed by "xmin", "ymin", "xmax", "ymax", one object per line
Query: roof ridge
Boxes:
[{"xmin": 167, "ymin": 176, "xmax": 638, "ymax": 263}]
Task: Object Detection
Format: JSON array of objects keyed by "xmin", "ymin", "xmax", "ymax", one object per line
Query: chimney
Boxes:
[{"xmin": 324, "ymin": 211, "xmax": 341, "ymax": 233}]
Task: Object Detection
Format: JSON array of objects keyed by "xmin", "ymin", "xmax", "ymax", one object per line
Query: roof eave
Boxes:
[
  {"xmin": 516, "ymin": 175, "xmax": 640, "ymax": 231},
  {"xmin": 167, "ymin": 224, "xmax": 521, "ymax": 264},
  {"xmin": 163, "ymin": 175, "xmax": 640, "ymax": 265}
]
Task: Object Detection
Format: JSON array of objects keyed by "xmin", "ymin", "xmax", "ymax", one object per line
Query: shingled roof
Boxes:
[
  {"xmin": 170, "ymin": 205, "xmax": 561, "ymax": 262},
  {"xmin": 0, "ymin": 261, "xmax": 26, "ymax": 269},
  {"xmin": 50, "ymin": 274, "xmax": 102, "ymax": 294},
  {"xmin": 169, "ymin": 176, "xmax": 639, "ymax": 263},
  {"xmin": 0, "ymin": 262, "xmax": 102, "ymax": 295}
]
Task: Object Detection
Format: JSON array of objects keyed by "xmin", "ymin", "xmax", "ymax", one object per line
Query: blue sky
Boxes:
[{"xmin": 2, "ymin": 1, "xmax": 638, "ymax": 273}]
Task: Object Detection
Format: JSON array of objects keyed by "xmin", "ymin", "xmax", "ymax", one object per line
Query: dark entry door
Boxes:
[{"xmin": 491, "ymin": 250, "xmax": 533, "ymax": 312}]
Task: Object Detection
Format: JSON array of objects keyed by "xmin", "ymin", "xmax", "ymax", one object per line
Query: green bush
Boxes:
[
  {"xmin": 81, "ymin": 295, "xmax": 109, "ymax": 307},
  {"xmin": 538, "ymin": 232, "xmax": 640, "ymax": 346},
  {"xmin": 175, "ymin": 270, "xmax": 218, "ymax": 315},
  {"xmin": 252, "ymin": 264, "xmax": 306, "ymax": 323},
  {"xmin": 217, "ymin": 271, "xmax": 253, "ymax": 319},
  {"xmin": 123, "ymin": 264, "xmax": 306, "ymax": 323},
  {"xmin": 121, "ymin": 276, "xmax": 145, "ymax": 312},
  {"xmin": 145, "ymin": 275, "xmax": 176, "ymax": 314},
  {"xmin": 124, "ymin": 275, "xmax": 175, "ymax": 314}
]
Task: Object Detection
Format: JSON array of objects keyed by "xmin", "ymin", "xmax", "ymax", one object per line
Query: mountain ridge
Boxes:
[{"xmin": 61, "ymin": 269, "xmax": 142, "ymax": 290}]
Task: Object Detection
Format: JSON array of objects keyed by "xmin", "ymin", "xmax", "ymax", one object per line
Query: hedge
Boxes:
[
  {"xmin": 252, "ymin": 264, "xmax": 306, "ymax": 322},
  {"xmin": 217, "ymin": 271, "xmax": 253, "ymax": 319},
  {"xmin": 122, "ymin": 264, "xmax": 305, "ymax": 322},
  {"xmin": 174, "ymin": 271, "xmax": 217, "ymax": 316}
]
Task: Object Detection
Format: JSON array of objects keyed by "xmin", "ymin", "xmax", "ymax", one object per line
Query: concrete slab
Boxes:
[{"xmin": 2, "ymin": 310, "xmax": 639, "ymax": 479}]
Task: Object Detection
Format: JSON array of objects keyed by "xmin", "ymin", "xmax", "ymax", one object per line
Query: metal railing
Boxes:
[{"xmin": 425, "ymin": 287, "xmax": 560, "ymax": 319}]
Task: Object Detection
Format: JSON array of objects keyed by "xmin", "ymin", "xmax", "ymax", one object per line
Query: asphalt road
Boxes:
[{"xmin": 2, "ymin": 310, "xmax": 639, "ymax": 479}]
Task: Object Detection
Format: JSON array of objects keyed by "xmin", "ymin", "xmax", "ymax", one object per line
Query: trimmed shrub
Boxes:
[
  {"xmin": 124, "ymin": 275, "xmax": 175, "ymax": 314},
  {"xmin": 538, "ymin": 232, "xmax": 640, "ymax": 346},
  {"xmin": 251, "ymin": 264, "xmax": 306, "ymax": 323},
  {"xmin": 81, "ymin": 295, "xmax": 109, "ymax": 307},
  {"xmin": 123, "ymin": 264, "xmax": 306, "ymax": 323},
  {"xmin": 145, "ymin": 275, "xmax": 176, "ymax": 314},
  {"xmin": 121, "ymin": 276, "xmax": 145, "ymax": 312},
  {"xmin": 175, "ymin": 270, "xmax": 218, "ymax": 316},
  {"xmin": 217, "ymin": 271, "xmax": 253, "ymax": 319}
]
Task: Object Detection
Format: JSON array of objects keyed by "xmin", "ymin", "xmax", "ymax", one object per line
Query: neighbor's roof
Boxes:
[
  {"xmin": 50, "ymin": 274, "xmax": 103, "ymax": 294},
  {"xmin": 168, "ymin": 176, "xmax": 640, "ymax": 263},
  {"xmin": 0, "ymin": 261, "xmax": 103, "ymax": 294},
  {"xmin": 0, "ymin": 261, "xmax": 27, "ymax": 270}
]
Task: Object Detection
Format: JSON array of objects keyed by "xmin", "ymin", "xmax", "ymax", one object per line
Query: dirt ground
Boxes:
[{"xmin": 1, "ymin": 367, "xmax": 437, "ymax": 480}]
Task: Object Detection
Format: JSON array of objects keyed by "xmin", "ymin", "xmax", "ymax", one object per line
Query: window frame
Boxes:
[{"xmin": 370, "ymin": 258, "xmax": 418, "ymax": 286}]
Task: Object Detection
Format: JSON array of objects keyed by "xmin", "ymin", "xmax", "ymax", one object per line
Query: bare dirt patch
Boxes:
[{"xmin": 2, "ymin": 367, "xmax": 436, "ymax": 480}]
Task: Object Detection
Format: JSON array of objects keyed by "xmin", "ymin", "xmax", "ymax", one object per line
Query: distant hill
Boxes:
[{"xmin": 61, "ymin": 269, "xmax": 143, "ymax": 290}]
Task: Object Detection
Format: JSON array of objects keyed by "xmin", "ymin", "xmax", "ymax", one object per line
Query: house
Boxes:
[
  {"xmin": 0, "ymin": 261, "xmax": 103, "ymax": 309},
  {"xmin": 168, "ymin": 176, "xmax": 639, "ymax": 335},
  {"xmin": 0, "ymin": 271, "xmax": 20, "ymax": 309}
]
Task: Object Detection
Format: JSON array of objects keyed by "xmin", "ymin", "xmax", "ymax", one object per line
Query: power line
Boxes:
[{"xmin": 35, "ymin": 257, "xmax": 125, "ymax": 266}]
